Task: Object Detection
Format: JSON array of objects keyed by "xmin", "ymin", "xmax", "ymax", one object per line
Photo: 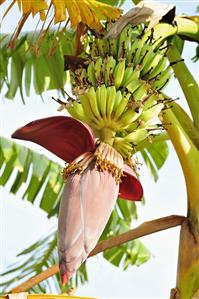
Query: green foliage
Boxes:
[
  {"xmin": 141, "ymin": 141, "xmax": 169, "ymax": 182},
  {"xmin": 0, "ymin": 136, "xmax": 64, "ymax": 217},
  {"xmin": 0, "ymin": 30, "xmax": 75, "ymax": 102}
]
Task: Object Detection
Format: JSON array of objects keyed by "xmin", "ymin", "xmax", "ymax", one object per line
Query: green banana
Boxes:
[
  {"xmin": 113, "ymin": 90, "xmax": 123, "ymax": 113},
  {"xmin": 117, "ymin": 26, "xmax": 131, "ymax": 59},
  {"xmin": 67, "ymin": 102, "xmax": 92, "ymax": 124},
  {"xmin": 113, "ymin": 59, "xmax": 126, "ymax": 89},
  {"xmin": 126, "ymin": 79, "xmax": 141, "ymax": 94},
  {"xmin": 106, "ymin": 86, "xmax": 117, "ymax": 117},
  {"xmin": 119, "ymin": 107, "xmax": 143, "ymax": 127},
  {"xmin": 90, "ymin": 39, "xmax": 99, "ymax": 57},
  {"xmin": 133, "ymin": 83, "xmax": 148, "ymax": 102},
  {"xmin": 79, "ymin": 93, "xmax": 97, "ymax": 122},
  {"xmin": 96, "ymin": 38, "xmax": 106, "ymax": 57},
  {"xmin": 122, "ymin": 66, "xmax": 141, "ymax": 88},
  {"xmin": 80, "ymin": 68, "xmax": 87, "ymax": 82},
  {"xmin": 114, "ymin": 93, "xmax": 131, "ymax": 120},
  {"xmin": 105, "ymin": 56, "xmax": 116, "ymax": 86},
  {"xmin": 109, "ymin": 38, "xmax": 118, "ymax": 59},
  {"xmin": 96, "ymin": 85, "xmax": 107, "ymax": 119},
  {"xmin": 142, "ymin": 93, "xmax": 158, "ymax": 110},
  {"xmin": 126, "ymin": 38, "xmax": 141, "ymax": 64},
  {"xmin": 140, "ymin": 46, "xmax": 156, "ymax": 73},
  {"xmin": 151, "ymin": 65, "xmax": 171, "ymax": 90},
  {"xmin": 139, "ymin": 103, "xmax": 164, "ymax": 124},
  {"xmin": 123, "ymin": 128, "xmax": 149, "ymax": 144},
  {"xmin": 87, "ymin": 61, "xmax": 97, "ymax": 87},
  {"xmin": 147, "ymin": 55, "xmax": 167, "ymax": 79},
  {"xmin": 141, "ymin": 52, "xmax": 163, "ymax": 77},
  {"xmin": 134, "ymin": 39, "xmax": 143, "ymax": 66},
  {"xmin": 87, "ymin": 87, "xmax": 101, "ymax": 119},
  {"xmin": 94, "ymin": 57, "xmax": 103, "ymax": 84}
]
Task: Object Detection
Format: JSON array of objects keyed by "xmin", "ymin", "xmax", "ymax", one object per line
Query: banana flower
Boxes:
[{"xmin": 12, "ymin": 116, "xmax": 143, "ymax": 284}]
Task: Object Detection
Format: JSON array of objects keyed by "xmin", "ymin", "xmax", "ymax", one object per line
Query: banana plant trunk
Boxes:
[{"xmin": 162, "ymin": 102, "xmax": 199, "ymax": 299}]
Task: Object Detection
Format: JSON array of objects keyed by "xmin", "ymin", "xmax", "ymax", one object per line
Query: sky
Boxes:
[{"xmin": 0, "ymin": 1, "xmax": 199, "ymax": 298}]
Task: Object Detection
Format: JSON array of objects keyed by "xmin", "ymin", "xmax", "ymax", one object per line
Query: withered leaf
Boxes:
[{"xmin": 106, "ymin": 1, "xmax": 175, "ymax": 39}]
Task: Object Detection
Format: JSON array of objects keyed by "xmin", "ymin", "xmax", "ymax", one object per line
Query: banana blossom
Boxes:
[{"xmin": 12, "ymin": 116, "xmax": 143, "ymax": 284}]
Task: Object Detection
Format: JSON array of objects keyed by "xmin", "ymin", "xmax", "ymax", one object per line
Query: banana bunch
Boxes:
[
  {"xmin": 67, "ymin": 85, "xmax": 132, "ymax": 131},
  {"xmin": 64, "ymin": 24, "xmax": 173, "ymax": 158}
]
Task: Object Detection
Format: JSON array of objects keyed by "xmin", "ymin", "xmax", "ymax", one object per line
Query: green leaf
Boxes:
[
  {"xmin": 103, "ymin": 246, "xmax": 124, "ymax": 266},
  {"xmin": 5, "ymin": 57, "xmax": 19, "ymax": 100},
  {"xmin": 146, "ymin": 141, "xmax": 169, "ymax": 170},
  {"xmin": 0, "ymin": 136, "xmax": 64, "ymax": 217},
  {"xmin": 141, "ymin": 141, "xmax": 169, "ymax": 181},
  {"xmin": 24, "ymin": 59, "xmax": 32, "ymax": 97},
  {"xmin": 141, "ymin": 149, "xmax": 159, "ymax": 182},
  {"xmin": 117, "ymin": 198, "xmax": 137, "ymax": 222},
  {"xmin": 1, "ymin": 30, "xmax": 74, "ymax": 102}
]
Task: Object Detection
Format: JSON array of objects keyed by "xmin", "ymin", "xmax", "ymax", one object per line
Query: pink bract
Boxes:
[{"xmin": 12, "ymin": 116, "xmax": 143, "ymax": 201}]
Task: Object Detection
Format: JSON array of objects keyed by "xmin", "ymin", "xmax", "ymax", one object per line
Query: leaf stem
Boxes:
[
  {"xmin": 10, "ymin": 215, "xmax": 185, "ymax": 293},
  {"xmin": 167, "ymin": 45, "xmax": 199, "ymax": 131}
]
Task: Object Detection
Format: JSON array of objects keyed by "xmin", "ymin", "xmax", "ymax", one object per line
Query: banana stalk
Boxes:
[
  {"xmin": 143, "ymin": 16, "xmax": 199, "ymax": 48},
  {"xmin": 167, "ymin": 45, "xmax": 199, "ymax": 132},
  {"xmin": 162, "ymin": 102, "xmax": 199, "ymax": 298}
]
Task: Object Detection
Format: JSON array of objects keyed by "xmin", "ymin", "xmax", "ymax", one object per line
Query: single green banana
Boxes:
[
  {"xmin": 126, "ymin": 120, "xmax": 140, "ymax": 132},
  {"xmin": 121, "ymin": 66, "xmax": 135, "ymax": 87},
  {"xmin": 80, "ymin": 68, "xmax": 87, "ymax": 82},
  {"xmin": 123, "ymin": 128, "xmax": 149, "ymax": 144},
  {"xmin": 133, "ymin": 39, "xmax": 143, "ymax": 66},
  {"xmin": 79, "ymin": 93, "xmax": 97, "ymax": 121},
  {"xmin": 133, "ymin": 83, "xmax": 148, "ymax": 102},
  {"xmin": 140, "ymin": 46, "xmax": 156, "ymax": 73},
  {"xmin": 113, "ymin": 59, "xmax": 126, "ymax": 89},
  {"xmin": 140, "ymin": 103, "xmax": 164, "ymax": 124},
  {"xmin": 109, "ymin": 38, "xmax": 118, "ymax": 59},
  {"xmin": 113, "ymin": 90, "xmax": 123, "ymax": 113},
  {"xmin": 123, "ymin": 67, "xmax": 141, "ymax": 88},
  {"xmin": 96, "ymin": 38, "xmax": 106, "ymax": 57},
  {"xmin": 126, "ymin": 79, "xmax": 141, "ymax": 94},
  {"xmin": 141, "ymin": 52, "xmax": 163, "ymax": 77},
  {"xmin": 105, "ymin": 56, "xmax": 116, "ymax": 86},
  {"xmin": 94, "ymin": 57, "xmax": 103, "ymax": 84},
  {"xmin": 126, "ymin": 38, "xmax": 141, "ymax": 64},
  {"xmin": 67, "ymin": 102, "xmax": 92, "ymax": 124},
  {"xmin": 119, "ymin": 107, "xmax": 143, "ymax": 127},
  {"xmin": 151, "ymin": 65, "xmax": 171, "ymax": 90},
  {"xmin": 90, "ymin": 39, "xmax": 99, "ymax": 57},
  {"xmin": 87, "ymin": 61, "xmax": 96, "ymax": 87},
  {"xmin": 97, "ymin": 84, "xmax": 107, "ymax": 119},
  {"xmin": 142, "ymin": 93, "xmax": 158, "ymax": 110},
  {"xmin": 87, "ymin": 87, "xmax": 101, "ymax": 119},
  {"xmin": 117, "ymin": 26, "xmax": 131, "ymax": 59},
  {"xmin": 147, "ymin": 56, "xmax": 167, "ymax": 79},
  {"xmin": 106, "ymin": 86, "xmax": 117, "ymax": 118},
  {"xmin": 114, "ymin": 93, "xmax": 131, "ymax": 120}
]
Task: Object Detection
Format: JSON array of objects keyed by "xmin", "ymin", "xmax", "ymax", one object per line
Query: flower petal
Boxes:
[
  {"xmin": 12, "ymin": 116, "xmax": 96, "ymax": 162},
  {"xmin": 119, "ymin": 164, "xmax": 143, "ymax": 201},
  {"xmin": 58, "ymin": 161, "xmax": 119, "ymax": 284}
]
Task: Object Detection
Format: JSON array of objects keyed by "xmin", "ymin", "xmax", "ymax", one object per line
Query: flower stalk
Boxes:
[
  {"xmin": 167, "ymin": 45, "xmax": 199, "ymax": 131},
  {"xmin": 162, "ymin": 102, "xmax": 199, "ymax": 298}
]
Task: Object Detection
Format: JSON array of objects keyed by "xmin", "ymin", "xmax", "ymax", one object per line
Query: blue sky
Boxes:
[{"xmin": 0, "ymin": 1, "xmax": 198, "ymax": 298}]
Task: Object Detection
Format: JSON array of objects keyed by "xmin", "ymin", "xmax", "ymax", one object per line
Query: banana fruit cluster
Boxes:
[{"xmin": 65, "ymin": 25, "xmax": 171, "ymax": 158}]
